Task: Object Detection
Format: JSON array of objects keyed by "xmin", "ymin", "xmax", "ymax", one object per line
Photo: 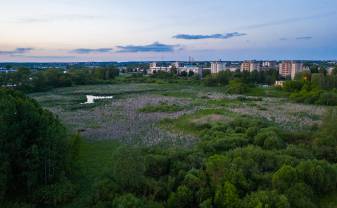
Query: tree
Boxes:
[
  {"xmin": 285, "ymin": 183, "xmax": 316, "ymax": 208},
  {"xmin": 242, "ymin": 191, "xmax": 290, "ymax": 208},
  {"xmin": 214, "ymin": 181, "xmax": 240, "ymax": 208},
  {"xmin": 110, "ymin": 146, "xmax": 146, "ymax": 193},
  {"xmin": 226, "ymin": 79, "xmax": 249, "ymax": 94},
  {"xmin": 112, "ymin": 194, "xmax": 146, "ymax": 208},
  {"xmin": 0, "ymin": 89, "xmax": 73, "ymax": 204},
  {"xmin": 272, "ymin": 165, "xmax": 298, "ymax": 192},
  {"xmin": 296, "ymin": 160, "xmax": 337, "ymax": 194},
  {"xmin": 167, "ymin": 185, "xmax": 194, "ymax": 208},
  {"xmin": 313, "ymin": 108, "xmax": 337, "ymax": 162}
]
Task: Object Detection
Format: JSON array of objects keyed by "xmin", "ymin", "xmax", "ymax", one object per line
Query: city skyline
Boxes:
[{"xmin": 1, "ymin": 0, "xmax": 337, "ymax": 62}]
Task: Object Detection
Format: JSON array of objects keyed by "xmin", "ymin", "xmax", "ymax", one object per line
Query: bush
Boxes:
[
  {"xmin": 139, "ymin": 102, "xmax": 184, "ymax": 113},
  {"xmin": 33, "ymin": 179, "xmax": 76, "ymax": 206},
  {"xmin": 226, "ymin": 79, "xmax": 249, "ymax": 94}
]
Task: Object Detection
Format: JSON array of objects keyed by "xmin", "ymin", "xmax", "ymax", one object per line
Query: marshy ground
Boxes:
[{"xmin": 31, "ymin": 83, "xmax": 328, "ymax": 146}]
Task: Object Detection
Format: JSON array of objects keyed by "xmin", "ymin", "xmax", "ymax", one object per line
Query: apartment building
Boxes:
[
  {"xmin": 240, "ymin": 61, "xmax": 260, "ymax": 72},
  {"xmin": 211, "ymin": 61, "xmax": 226, "ymax": 74}
]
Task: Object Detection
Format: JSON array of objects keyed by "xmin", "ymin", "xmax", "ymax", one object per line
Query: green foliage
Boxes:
[
  {"xmin": 313, "ymin": 108, "xmax": 337, "ymax": 162},
  {"xmin": 214, "ymin": 181, "xmax": 240, "ymax": 208},
  {"xmin": 112, "ymin": 194, "xmax": 146, "ymax": 208},
  {"xmin": 272, "ymin": 165, "xmax": 298, "ymax": 192},
  {"xmin": 254, "ymin": 128, "xmax": 285, "ymax": 150},
  {"xmin": 110, "ymin": 146, "xmax": 146, "ymax": 193},
  {"xmin": 0, "ymin": 66, "xmax": 120, "ymax": 93},
  {"xmin": 226, "ymin": 79, "xmax": 249, "ymax": 94},
  {"xmin": 32, "ymin": 179, "xmax": 76, "ymax": 206},
  {"xmin": 242, "ymin": 191, "xmax": 290, "ymax": 208},
  {"xmin": 167, "ymin": 185, "xmax": 194, "ymax": 208},
  {"xmin": 0, "ymin": 89, "xmax": 75, "ymax": 205},
  {"xmin": 284, "ymin": 73, "xmax": 337, "ymax": 106},
  {"xmin": 296, "ymin": 160, "xmax": 337, "ymax": 194},
  {"xmin": 139, "ymin": 102, "xmax": 184, "ymax": 113}
]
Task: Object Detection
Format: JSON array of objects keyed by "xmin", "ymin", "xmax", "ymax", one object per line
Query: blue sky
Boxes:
[{"xmin": 0, "ymin": 0, "xmax": 336, "ymax": 62}]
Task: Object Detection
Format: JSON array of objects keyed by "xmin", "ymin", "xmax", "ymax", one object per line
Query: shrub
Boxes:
[
  {"xmin": 226, "ymin": 79, "xmax": 249, "ymax": 94},
  {"xmin": 139, "ymin": 102, "xmax": 184, "ymax": 113}
]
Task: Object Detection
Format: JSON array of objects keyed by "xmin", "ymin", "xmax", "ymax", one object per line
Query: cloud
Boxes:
[
  {"xmin": 117, "ymin": 42, "xmax": 178, "ymax": 53},
  {"xmin": 0, "ymin": 48, "xmax": 34, "ymax": 55},
  {"xmin": 296, "ymin": 36, "xmax": 313, "ymax": 40},
  {"xmin": 11, "ymin": 55, "xmax": 75, "ymax": 59},
  {"xmin": 15, "ymin": 14, "xmax": 100, "ymax": 23},
  {"xmin": 173, "ymin": 32, "xmax": 246, "ymax": 40},
  {"xmin": 71, "ymin": 48, "xmax": 113, "ymax": 54},
  {"xmin": 280, "ymin": 38, "xmax": 288, "ymax": 41},
  {"xmin": 241, "ymin": 11, "xmax": 336, "ymax": 30}
]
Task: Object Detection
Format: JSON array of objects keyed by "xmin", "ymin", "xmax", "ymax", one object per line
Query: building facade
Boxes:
[
  {"xmin": 240, "ymin": 61, "xmax": 261, "ymax": 72},
  {"xmin": 211, "ymin": 61, "xmax": 226, "ymax": 74},
  {"xmin": 148, "ymin": 62, "xmax": 172, "ymax": 74},
  {"xmin": 279, "ymin": 61, "xmax": 304, "ymax": 80}
]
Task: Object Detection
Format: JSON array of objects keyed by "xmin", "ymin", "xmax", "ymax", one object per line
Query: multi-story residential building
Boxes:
[
  {"xmin": 278, "ymin": 61, "xmax": 292, "ymax": 78},
  {"xmin": 240, "ymin": 61, "xmax": 260, "ymax": 72},
  {"xmin": 148, "ymin": 62, "xmax": 172, "ymax": 74},
  {"xmin": 148, "ymin": 62, "xmax": 203, "ymax": 75},
  {"xmin": 291, "ymin": 62, "xmax": 304, "ymax": 80},
  {"xmin": 262, "ymin": 61, "xmax": 277, "ymax": 69},
  {"xmin": 177, "ymin": 64, "xmax": 202, "ymax": 74},
  {"xmin": 279, "ymin": 61, "xmax": 304, "ymax": 80},
  {"xmin": 211, "ymin": 61, "xmax": 226, "ymax": 74}
]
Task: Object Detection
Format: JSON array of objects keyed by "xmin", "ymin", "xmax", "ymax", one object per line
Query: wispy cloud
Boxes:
[
  {"xmin": 240, "ymin": 11, "xmax": 336, "ymax": 30},
  {"xmin": 11, "ymin": 55, "xmax": 75, "ymax": 59},
  {"xmin": 280, "ymin": 36, "xmax": 313, "ymax": 41},
  {"xmin": 296, "ymin": 36, "xmax": 313, "ymax": 40},
  {"xmin": 0, "ymin": 48, "xmax": 34, "ymax": 55},
  {"xmin": 71, "ymin": 48, "xmax": 113, "ymax": 54},
  {"xmin": 15, "ymin": 14, "xmax": 100, "ymax": 23},
  {"xmin": 173, "ymin": 32, "xmax": 246, "ymax": 40},
  {"xmin": 117, "ymin": 42, "xmax": 178, "ymax": 53}
]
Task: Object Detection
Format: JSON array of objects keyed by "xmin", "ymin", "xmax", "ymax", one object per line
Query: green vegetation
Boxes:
[
  {"xmin": 284, "ymin": 72, "xmax": 337, "ymax": 106},
  {"xmin": 0, "ymin": 89, "xmax": 79, "ymax": 207},
  {"xmin": 90, "ymin": 111, "xmax": 337, "ymax": 208},
  {"xmin": 139, "ymin": 102, "xmax": 185, "ymax": 113},
  {"xmin": 1, "ymin": 79, "xmax": 336, "ymax": 207},
  {"xmin": 0, "ymin": 66, "xmax": 119, "ymax": 93}
]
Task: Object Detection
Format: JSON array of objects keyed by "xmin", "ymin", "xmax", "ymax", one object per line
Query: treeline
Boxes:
[
  {"xmin": 204, "ymin": 69, "xmax": 278, "ymax": 87},
  {"xmin": 0, "ymin": 89, "xmax": 80, "ymax": 207},
  {"xmin": 0, "ymin": 66, "xmax": 119, "ymax": 92},
  {"xmin": 89, "ymin": 109, "xmax": 337, "ymax": 208},
  {"xmin": 284, "ymin": 72, "xmax": 337, "ymax": 106}
]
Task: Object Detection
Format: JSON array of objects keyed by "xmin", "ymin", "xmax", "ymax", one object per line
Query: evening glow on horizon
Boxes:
[{"xmin": 0, "ymin": 0, "xmax": 337, "ymax": 62}]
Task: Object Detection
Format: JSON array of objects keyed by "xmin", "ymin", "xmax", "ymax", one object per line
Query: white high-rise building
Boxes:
[{"xmin": 211, "ymin": 61, "xmax": 226, "ymax": 74}]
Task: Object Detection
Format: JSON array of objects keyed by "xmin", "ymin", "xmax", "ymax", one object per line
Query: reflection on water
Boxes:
[{"xmin": 81, "ymin": 95, "xmax": 114, "ymax": 104}]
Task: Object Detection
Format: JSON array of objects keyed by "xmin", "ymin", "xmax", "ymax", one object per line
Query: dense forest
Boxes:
[{"xmin": 0, "ymin": 89, "xmax": 80, "ymax": 207}]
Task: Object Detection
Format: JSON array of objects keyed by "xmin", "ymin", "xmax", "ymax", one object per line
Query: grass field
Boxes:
[{"xmin": 29, "ymin": 83, "xmax": 332, "ymax": 207}]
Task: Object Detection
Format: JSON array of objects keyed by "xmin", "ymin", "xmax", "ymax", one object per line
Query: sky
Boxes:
[{"xmin": 0, "ymin": 0, "xmax": 337, "ymax": 62}]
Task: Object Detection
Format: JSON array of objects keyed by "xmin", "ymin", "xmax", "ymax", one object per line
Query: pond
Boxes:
[{"xmin": 81, "ymin": 95, "xmax": 114, "ymax": 104}]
